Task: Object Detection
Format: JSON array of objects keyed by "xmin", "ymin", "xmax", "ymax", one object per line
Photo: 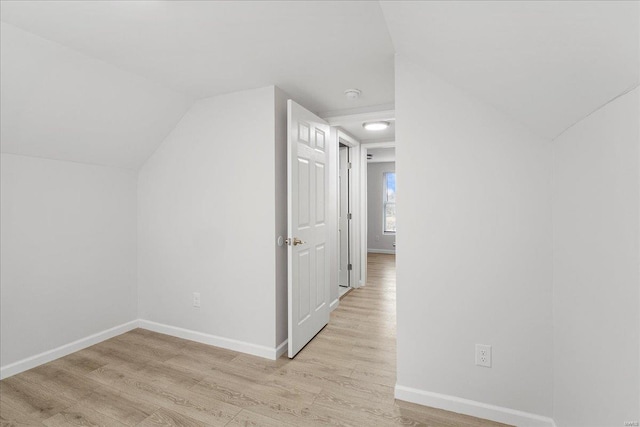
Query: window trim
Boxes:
[{"xmin": 383, "ymin": 171, "xmax": 396, "ymax": 234}]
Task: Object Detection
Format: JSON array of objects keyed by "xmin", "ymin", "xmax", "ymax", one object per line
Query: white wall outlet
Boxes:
[
  {"xmin": 193, "ymin": 292, "xmax": 201, "ymax": 308},
  {"xmin": 475, "ymin": 344, "xmax": 492, "ymax": 367},
  {"xmin": 375, "ymin": 235, "xmax": 380, "ymax": 241}
]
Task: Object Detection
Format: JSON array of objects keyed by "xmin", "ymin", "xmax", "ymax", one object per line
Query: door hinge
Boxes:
[
  {"xmin": 347, "ymin": 264, "xmax": 353, "ymax": 271},
  {"xmin": 348, "ymin": 213, "xmax": 352, "ymax": 220},
  {"xmin": 348, "ymin": 162, "xmax": 352, "ymax": 169}
]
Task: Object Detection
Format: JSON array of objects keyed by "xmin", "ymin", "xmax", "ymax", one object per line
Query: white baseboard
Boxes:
[
  {"xmin": 330, "ymin": 297, "xmax": 340, "ymax": 311},
  {"xmin": 0, "ymin": 319, "xmax": 139, "ymax": 380},
  {"xmin": 395, "ymin": 385, "xmax": 556, "ymax": 427},
  {"xmin": 138, "ymin": 319, "xmax": 282, "ymax": 360},
  {"xmin": 367, "ymin": 248, "xmax": 396, "ymax": 254},
  {"xmin": 275, "ymin": 339, "xmax": 288, "ymax": 359}
]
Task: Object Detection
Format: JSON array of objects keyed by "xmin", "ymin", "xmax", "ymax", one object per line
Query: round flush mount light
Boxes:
[
  {"xmin": 344, "ymin": 89, "xmax": 361, "ymax": 100},
  {"xmin": 363, "ymin": 121, "xmax": 390, "ymax": 131}
]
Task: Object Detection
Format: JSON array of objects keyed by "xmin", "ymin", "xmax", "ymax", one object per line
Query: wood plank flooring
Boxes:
[{"xmin": 1, "ymin": 254, "xmax": 510, "ymax": 426}]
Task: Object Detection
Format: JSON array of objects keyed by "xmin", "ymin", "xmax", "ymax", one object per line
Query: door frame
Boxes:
[
  {"xmin": 338, "ymin": 143, "xmax": 351, "ymax": 289},
  {"xmin": 337, "ymin": 130, "xmax": 362, "ymax": 290}
]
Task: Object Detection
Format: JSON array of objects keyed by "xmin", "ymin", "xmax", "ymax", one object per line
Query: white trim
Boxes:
[
  {"xmin": 138, "ymin": 319, "xmax": 282, "ymax": 360},
  {"xmin": 330, "ymin": 297, "xmax": 340, "ymax": 311},
  {"xmin": 337, "ymin": 130, "xmax": 362, "ymax": 290},
  {"xmin": 361, "ymin": 140, "xmax": 396, "ymax": 148},
  {"xmin": 368, "ymin": 248, "xmax": 396, "ymax": 254},
  {"xmin": 395, "ymin": 385, "xmax": 556, "ymax": 427},
  {"xmin": 0, "ymin": 320, "xmax": 139, "ymax": 380},
  {"xmin": 323, "ymin": 109, "xmax": 395, "ymax": 127},
  {"xmin": 275, "ymin": 340, "xmax": 288, "ymax": 359}
]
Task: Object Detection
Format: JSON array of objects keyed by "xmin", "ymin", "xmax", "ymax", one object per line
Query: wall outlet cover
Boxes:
[
  {"xmin": 193, "ymin": 292, "xmax": 201, "ymax": 308},
  {"xmin": 475, "ymin": 344, "xmax": 492, "ymax": 367}
]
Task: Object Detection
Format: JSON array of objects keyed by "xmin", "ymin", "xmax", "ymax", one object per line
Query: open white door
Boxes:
[{"xmin": 287, "ymin": 100, "xmax": 330, "ymax": 358}]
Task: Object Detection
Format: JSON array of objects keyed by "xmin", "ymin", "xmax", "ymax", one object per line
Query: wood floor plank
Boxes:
[
  {"xmin": 0, "ymin": 377, "xmax": 75, "ymax": 420},
  {"xmin": 350, "ymin": 364, "xmax": 396, "ymax": 387},
  {"xmin": 42, "ymin": 405, "xmax": 127, "ymax": 427},
  {"xmin": 46, "ymin": 352, "xmax": 108, "ymax": 377},
  {"xmin": 75, "ymin": 386, "xmax": 158, "ymax": 427},
  {"xmin": 85, "ymin": 365, "xmax": 239, "ymax": 426},
  {"xmin": 137, "ymin": 407, "xmax": 209, "ymax": 427},
  {"xmin": 226, "ymin": 409, "xmax": 296, "ymax": 427},
  {"xmin": 0, "ymin": 398, "xmax": 46, "ymax": 426},
  {"xmin": 18, "ymin": 364, "xmax": 102, "ymax": 402}
]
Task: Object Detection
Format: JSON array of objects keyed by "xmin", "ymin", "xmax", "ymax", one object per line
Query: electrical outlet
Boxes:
[
  {"xmin": 375, "ymin": 235, "xmax": 380, "ymax": 241},
  {"xmin": 193, "ymin": 292, "xmax": 201, "ymax": 308},
  {"xmin": 475, "ymin": 344, "xmax": 491, "ymax": 367}
]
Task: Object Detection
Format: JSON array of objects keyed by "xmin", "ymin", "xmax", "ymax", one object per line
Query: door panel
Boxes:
[
  {"xmin": 315, "ymin": 163, "xmax": 325, "ymax": 223},
  {"xmin": 315, "ymin": 244, "xmax": 326, "ymax": 310},
  {"xmin": 297, "ymin": 249, "xmax": 311, "ymax": 323},
  {"xmin": 298, "ymin": 158, "xmax": 310, "ymax": 227},
  {"xmin": 288, "ymin": 100, "xmax": 330, "ymax": 358}
]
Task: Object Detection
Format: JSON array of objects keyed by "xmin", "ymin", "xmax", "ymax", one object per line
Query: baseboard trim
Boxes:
[
  {"xmin": 330, "ymin": 297, "xmax": 340, "ymax": 311},
  {"xmin": 0, "ymin": 319, "xmax": 139, "ymax": 380},
  {"xmin": 275, "ymin": 340, "xmax": 288, "ymax": 359},
  {"xmin": 395, "ymin": 385, "xmax": 556, "ymax": 427},
  {"xmin": 138, "ymin": 319, "xmax": 282, "ymax": 360},
  {"xmin": 367, "ymin": 248, "xmax": 396, "ymax": 254}
]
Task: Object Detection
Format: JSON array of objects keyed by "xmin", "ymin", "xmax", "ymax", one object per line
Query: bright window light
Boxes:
[{"xmin": 383, "ymin": 172, "xmax": 396, "ymax": 233}]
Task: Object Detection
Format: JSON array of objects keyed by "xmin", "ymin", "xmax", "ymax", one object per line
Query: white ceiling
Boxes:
[
  {"xmin": 380, "ymin": 0, "xmax": 639, "ymax": 139},
  {"xmin": 338, "ymin": 120, "xmax": 395, "ymax": 143},
  {"xmin": 0, "ymin": 1, "xmax": 395, "ymax": 115}
]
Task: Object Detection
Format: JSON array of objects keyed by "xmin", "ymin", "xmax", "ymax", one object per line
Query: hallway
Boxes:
[{"xmin": 0, "ymin": 254, "xmax": 508, "ymax": 426}]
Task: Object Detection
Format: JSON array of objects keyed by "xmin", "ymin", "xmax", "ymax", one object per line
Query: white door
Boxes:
[
  {"xmin": 287, "ymin": 100, "xmax": 330, "ymax": 358},
  {"xmin": 338, "ymin": 145, "xmax": 350, "ymax": 287}
]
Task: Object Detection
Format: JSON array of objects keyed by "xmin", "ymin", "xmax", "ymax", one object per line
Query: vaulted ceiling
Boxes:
[{"xmin": 1, "ymin": 1, "xmax": 637, "ymax": 169}]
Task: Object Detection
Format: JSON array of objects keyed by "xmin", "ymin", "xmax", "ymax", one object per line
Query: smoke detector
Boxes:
[{"xmin": 344, "ymin": 89, "xmax": 361, "ymax": 100}]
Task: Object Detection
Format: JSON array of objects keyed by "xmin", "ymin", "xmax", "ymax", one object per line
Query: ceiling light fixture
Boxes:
[
  {"xmin": 344, "ymin": 89, "xmax": 361, "ymax": 100},
  {"xmin": 363, "ymin": 121, "xmax": 390, "ymax": 131}
]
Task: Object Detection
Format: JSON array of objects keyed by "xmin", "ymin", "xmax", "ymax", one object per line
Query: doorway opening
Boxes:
[{"xmin": 324, "ymin": 108, "xmax": 396, "ymax": 309}]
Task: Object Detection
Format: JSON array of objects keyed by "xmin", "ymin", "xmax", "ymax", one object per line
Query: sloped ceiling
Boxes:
[
  {"xmin": 0, "ymin": 1, "xmax": 395, "ymax": 115},
  {"xmin": 380, "ymin": 0, "xmax": 640, "ymax": 139},
  {"xmin": 0, "ymin": 23, "xmax": 191, "ymax": 170}
]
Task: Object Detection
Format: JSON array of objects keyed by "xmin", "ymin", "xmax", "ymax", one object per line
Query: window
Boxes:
[{"xmin": 383, "ymin": 172, "xmax": 396, "ymax": 233}]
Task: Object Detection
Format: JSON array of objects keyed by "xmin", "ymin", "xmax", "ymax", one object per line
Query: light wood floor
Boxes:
[{"xmin": 1, "ymin": 253, "xmax": 509, "ymax": 426}]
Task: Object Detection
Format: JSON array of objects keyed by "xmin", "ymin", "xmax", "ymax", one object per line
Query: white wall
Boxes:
[
  {"xmin": 274, "ymin": 87, "xmax": 288, "ymax": 345},
  {"xmin": 138, "ymin": 86, "xmax": 286, "ymax": 354},
  {"xmin": 395, "ymin": 57, "xmax": 554, "ymax": 421},
  {"xmin": 0, "ymin": 154, "xmax": 137, "ymax": 369},
  {"xmin": 552, "ymin": 87, "xmax": 640, "ymax": 427},
  {"xmin": 367, "ymin": 161, "xmax": 396, "ymax": 253}
]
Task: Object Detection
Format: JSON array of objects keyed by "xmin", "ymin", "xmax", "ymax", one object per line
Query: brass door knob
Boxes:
[{"xmin": 285, "ymin": 237, "xmax": 306, "ymax": 246}]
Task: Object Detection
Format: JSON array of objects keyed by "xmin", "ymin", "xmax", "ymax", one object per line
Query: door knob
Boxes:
[{"xmin": 285, "ymin": 237, "xmax": 306, "ymax": 246}]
